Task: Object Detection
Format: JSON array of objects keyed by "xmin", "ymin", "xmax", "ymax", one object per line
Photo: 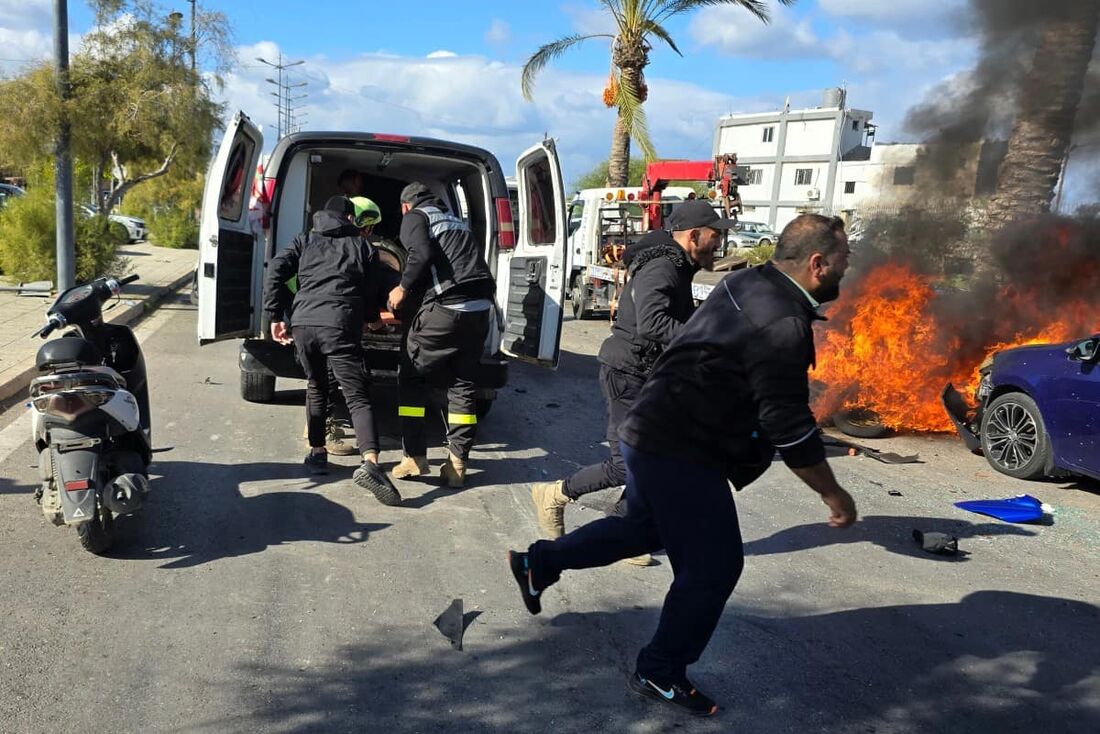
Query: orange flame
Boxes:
[{"xmin": 812, "ymin": 258, "xmax": 1098, "ymax": 433}]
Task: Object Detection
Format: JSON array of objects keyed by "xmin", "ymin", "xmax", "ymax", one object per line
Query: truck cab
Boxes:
[
  {"xmin": 565, "ymin": 186, "xmax": 695, "ymax": 319},
  {"xmin": 196, "ymin": 112, "xmax": 568, "ymax": 411}
]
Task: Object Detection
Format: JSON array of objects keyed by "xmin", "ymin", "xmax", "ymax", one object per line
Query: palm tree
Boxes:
[
  {"xmin": 521, "ymin": 1, "xmax": 794, "ymax": 187},
  {"xmin": 986, "ymin": 2, "xmax": 1100, "ymax": 223}
]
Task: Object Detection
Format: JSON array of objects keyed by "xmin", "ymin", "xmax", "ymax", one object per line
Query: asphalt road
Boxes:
[{"xmin": 1, "ymin": 294, "xmax": 1097, "ymax": 734}]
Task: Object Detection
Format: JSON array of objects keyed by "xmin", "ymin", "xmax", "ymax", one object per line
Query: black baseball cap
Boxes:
[
  {"xmin": 323, "ymin": 195, "xmax": 354, "ymax": 216},
  {"xmin": 666, "ymin": 200, "xmax": 737, "ymax": 231}
]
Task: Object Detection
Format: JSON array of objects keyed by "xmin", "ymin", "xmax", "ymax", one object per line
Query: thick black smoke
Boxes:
[{"xmin": 903, "ymin": 0, "xmax": 1100, "ymax": 181}]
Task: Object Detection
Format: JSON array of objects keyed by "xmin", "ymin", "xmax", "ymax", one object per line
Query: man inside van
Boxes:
[
  {"xmin": 264, "ymin": 195, "xmax": 402, "ymax": 507},
  {"xmin": 387, "ymin": 182, "xmax": 496, "ymax": 489},
  {"xmin": 338, "ymin": 169, "xmax": 365, "ymax": 198}
]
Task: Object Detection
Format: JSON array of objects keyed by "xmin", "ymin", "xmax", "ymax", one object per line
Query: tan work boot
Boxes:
[
  {"xmin": 326, "ymin": 421, "xmax": 357, "ymax": 456},
  {"xmin": 620, "ymin": 553, "xmax": 656, "ymax": 567},
  {"xmin": 530, "ymin": 480, "xmax": 570, "ymax": 539},
  {"xmin": 392, "ymin": 455, "xmax": 430, "ymax": 479},
  {"xmin": 439, "ymin": 452, "xmax": 467, "ymax": 489},
  {"xmin": 302, "ymin": 420, "xmax": 357, "ymax": 456}
]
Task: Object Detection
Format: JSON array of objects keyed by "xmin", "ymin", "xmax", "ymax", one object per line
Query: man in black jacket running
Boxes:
[
  {"xmin": 264, "ymin": 195, "xmax": 401, "ymax": 506},
  {"xmin": 529, "ymin": 201, "xmax": 728, "ymax": 564},
  {"xmin": 387, "ymin": 182, "xmax": 496, "ymax": 489},
  {"xmin": 509, "ymin": 214, "xmax": 858, "ymax": 717}
]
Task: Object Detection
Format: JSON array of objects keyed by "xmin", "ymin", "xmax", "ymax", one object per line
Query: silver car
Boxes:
[{"xmin": 732, "ymin": 220, "xmax": 777, "ymax": 247}]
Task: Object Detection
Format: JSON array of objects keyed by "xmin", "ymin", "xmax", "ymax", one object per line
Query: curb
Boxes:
[{"xmin": 0, "ymin": 270, "xmax": 194, "ymax": 407}]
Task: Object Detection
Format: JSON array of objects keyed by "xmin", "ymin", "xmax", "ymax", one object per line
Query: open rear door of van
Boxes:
[
  {"xmin": 197, "ymin": 111, "xmax": 264, "ymax": 345},
  {"xmin": 498, "ymin": 139, "xmax": 568, "ymax": 368}
]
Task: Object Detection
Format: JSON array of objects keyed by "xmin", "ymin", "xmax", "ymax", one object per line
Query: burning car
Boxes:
[{"xmin": 943, "ymin": 334, "xmax": 1100, "ymax": 482}]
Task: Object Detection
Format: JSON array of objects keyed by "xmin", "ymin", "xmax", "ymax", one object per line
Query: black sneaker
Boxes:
[
  {"xmin": 353, "ymin": 462, "xmax": 402, "ymax": 506},
  {"xmin": 507, "ymin": 550, "xmax": 542, "ymax": 615},
  {"xmin": 304, "ymin": 451, "xmax": 329, "ymax": 475},
  {"xmin": 627, "ymin": 671, "xmax": 718, "ymax": 717}
]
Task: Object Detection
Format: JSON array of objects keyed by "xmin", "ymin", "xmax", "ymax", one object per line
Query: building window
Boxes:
[
  {"xmin": 762, "ymin": 126, "xmax": 774, "ymax": 143},
  {"xmin": 893, "ymin": 166, "xmax": 915, "ymax": 186},
  {"xmin": 844, "ymin": 181, "xmax": 856, "ymax": 194},
  {"xmin": 745, "ymin": 169, "xmax": 763, "ymax": 185},
  {"xmin": 794, "ymin": 168, "xmax": 813, "ymax": 186},
  {"xmin": 852, "ymin": 120, "xmax": 860, "ymax": 131}
]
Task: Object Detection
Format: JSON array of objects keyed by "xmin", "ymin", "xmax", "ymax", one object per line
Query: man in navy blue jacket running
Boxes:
[{"xmin": 509, "ymin": 213, "xmax": 859, "ymax": 717}]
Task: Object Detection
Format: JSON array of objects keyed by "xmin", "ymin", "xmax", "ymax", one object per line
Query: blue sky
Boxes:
[{"xmin": 10, "ymin": 1, "xmax": 1093, "ymax": 202}]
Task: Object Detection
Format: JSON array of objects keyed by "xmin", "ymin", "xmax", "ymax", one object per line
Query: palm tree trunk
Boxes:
[
  {"xmin": 607, "ymin": 64, "xmax": 643, "ymax": 187},
  {"xmin": 986, "ymin": 4, "xmax": 1100, "ymax": 224},
  {"xmin": 608, "ymin": 115, "xmax": 631, "ymax": 187}
]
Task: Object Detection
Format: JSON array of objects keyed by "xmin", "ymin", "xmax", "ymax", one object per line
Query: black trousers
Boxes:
[
  {"xmin": 293, "ymin": 325, "xmax": 379, "ymax": 455},
  {"xmin": 398, "ymin": 302, "xmax": 490, "ymax": 460},
  {"xmin": 562, "ymin": 365, "xmax": 644, "ymax": 512},
  {"xmin": 529, "ymin": 442, "xmax": 744, "ymax": 684}
]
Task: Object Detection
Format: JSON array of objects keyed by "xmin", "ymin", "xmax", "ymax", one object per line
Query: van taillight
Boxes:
[{"xmin": 496, "ymin": 198, "xmax": 515, "ymax": 250}]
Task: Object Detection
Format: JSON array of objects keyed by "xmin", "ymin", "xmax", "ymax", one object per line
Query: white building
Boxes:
[
  {"xmin": 713, "ymin": 88, "xmax": 874, "ymax": 231},
  {"xmin": 713, "ymin": 89, "xmax": 1006, "ymax": 232}
]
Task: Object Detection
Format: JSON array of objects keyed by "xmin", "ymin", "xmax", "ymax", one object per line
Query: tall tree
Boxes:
[
  {"xmin": 0, "ymin": 1, "xmax": 232, "ymax": 213},
  {"xmin": 521, "ymin": 1, "xmax": 793, "ymax": 187},
  {"xmin": 986, "ymin": 2, "xmax": 1100, "ymax": 223}
]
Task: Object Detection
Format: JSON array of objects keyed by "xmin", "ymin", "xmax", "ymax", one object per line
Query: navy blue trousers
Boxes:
[{"xmin": 529, "ymin": 442, "xmax": 744, "ymax": 683}]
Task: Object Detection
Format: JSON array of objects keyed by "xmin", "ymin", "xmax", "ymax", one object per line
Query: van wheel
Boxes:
[
  {"xmin": 241, "ymin": 371, "xmax": 276, "ymax": 403},
  {"xmin": 571, "ymin": 283, "xmax": 592, "ymax": 320}
]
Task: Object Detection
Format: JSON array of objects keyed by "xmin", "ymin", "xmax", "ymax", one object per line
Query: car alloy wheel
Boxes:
[{"xmin": 985, "ymin": 401, "xmax": 1039, "ymax": 470}]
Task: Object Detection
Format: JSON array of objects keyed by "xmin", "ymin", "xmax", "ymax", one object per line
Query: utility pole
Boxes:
[
  {"xmin": 53, "ymin": 0, "xmax": 75, "ymax": 291},
  {"xmin": 188, "ymin": 0, "xmax": 196, "ymax": 74},
  {"xmin": 257, "ymin": 53, "xmax": 303, "ymax": 139}
]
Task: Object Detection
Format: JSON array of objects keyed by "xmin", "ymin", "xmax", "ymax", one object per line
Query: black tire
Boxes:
[
  {"xmin": 833, "ymin": 407, "xmax": 890, "ymax": 439},
  {"xmin": 241, "ymin": 371, "xmax": 276, "ymax": 403},
  {"xmin": 571, "ymin": 282, "xmax": 592, "ymax": 320},
  {"xmin": 475, "ymin": 398, "xmax": 493, "ymax": 420},
  {"xmin": 980, "ymin": 392, "xmax": 1051, "ymax": 480},
  {"xmin": 757, "ymin": 238, "xmax": 772, "ymax": 247},
  {"xmin": 77, "ymin": 506, "xmax": 114, "ymax": 555}
]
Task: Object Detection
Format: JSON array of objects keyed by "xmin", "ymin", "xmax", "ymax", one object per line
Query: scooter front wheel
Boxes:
[{"xmin": 77, "ymin": 505, "xmax": 115, "ymax": 555}]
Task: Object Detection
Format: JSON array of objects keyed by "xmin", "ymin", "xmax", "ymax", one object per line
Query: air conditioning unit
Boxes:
[{"xmin": 807, "ymin": 188, "xmax": 821, "ymax": 201}]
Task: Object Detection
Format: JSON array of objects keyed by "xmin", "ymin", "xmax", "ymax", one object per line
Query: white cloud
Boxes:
[
  {"xmin": 485, "ymin": 19, "xmax": 511, "ymax": 46},
  {"xmin": 0, "ymin": 27, "xmax": 52, "ymax": 72},
  {"xmin": 426, "ymin": 50, "xmax": 457, "ymax": 59},
  {"xmin": 218, "ymin": 44, "xmax": 762, "ymax": 186},
  {"xmin": 690, "ymin": 5, "xmax": 828, "ymax": 59},
  {"xmin": 0, "ymin": 0, "xmax": 51, "ymax": 32},
  {"xmin": 564, "ymin": 3, "xmax": 617, "ymax": 37},
  {"xmin": 818, "ymin": 0, "xmax": 966, "ymax": 26}
]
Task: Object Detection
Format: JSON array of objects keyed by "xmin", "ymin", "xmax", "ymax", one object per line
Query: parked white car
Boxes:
[{"xmin": 77, "ymin": 205, "xmax": 146, "ymax": 243}]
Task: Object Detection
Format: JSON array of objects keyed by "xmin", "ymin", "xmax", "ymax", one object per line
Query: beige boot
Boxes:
[
  {"xmin": 392, "ymin": 455, "xmax": 430, "ymax": 479},
  {"xmin": 439, "ymin": 452, "xmax": 467, "ymax": 489},
  {"xmin": 620, "ymin": 553, "xmax": 656, "ymax": 567},
  {"xmin": 530, "ymin": 481, "xmax": 569, "ymax": 539}
]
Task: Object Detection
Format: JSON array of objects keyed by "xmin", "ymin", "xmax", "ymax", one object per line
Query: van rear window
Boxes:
[
  {"xmin": 219, "ymin": 136, "xmax": 256, "ymax": 222},
  {"xmin": 524, "ymin": 157, "xmax": 556, "ymax": 245}
]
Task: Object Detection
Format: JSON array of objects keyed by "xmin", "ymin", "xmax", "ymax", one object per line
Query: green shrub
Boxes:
[
  {"xmin": 123, "ymin": 173, "xmax": 202, "ymax": 249},
  {"xmin": 0, "ymin": 186, "xmax": 126, "ymax": 282},
  {"xmin": 745, "ymin": 242, "xmax": 775, "ymax": 266}
]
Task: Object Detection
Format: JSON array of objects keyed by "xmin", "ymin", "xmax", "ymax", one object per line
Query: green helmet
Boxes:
[{"xmin": 349, "ymin": 196, "xmax": 382, "ymax": 228}]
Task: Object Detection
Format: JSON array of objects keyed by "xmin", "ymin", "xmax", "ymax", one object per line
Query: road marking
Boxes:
[{"xmin": 0, "ymin": 409, "xmax": 32, "ymax": 465}]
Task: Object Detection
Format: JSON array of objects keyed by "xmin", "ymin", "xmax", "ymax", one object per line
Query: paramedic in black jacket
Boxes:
[
  {"xmin": 264, "ymin": 195, "xmax": 401, "ymax": 506},
  {"xmin": 530, "ymin": 201, "xmax": 728, "ymax": 564},
  {"xmin": 509, "ymin": 214, "xmax": 859, "ymax": 717},
  {"xmin": 387, "ymin": 182, "xmax": 496, "ymax": 489}
]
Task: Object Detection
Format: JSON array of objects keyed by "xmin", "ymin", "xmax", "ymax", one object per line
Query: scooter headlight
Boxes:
[{"xmin": 32, "ymin": 389, "xmax": 112, "ymax": 421}]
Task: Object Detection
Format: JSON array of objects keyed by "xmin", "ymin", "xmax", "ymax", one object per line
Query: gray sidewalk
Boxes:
[{"xmin": 0, "ymin": 242, "xmax": 195, "ymax": 403}]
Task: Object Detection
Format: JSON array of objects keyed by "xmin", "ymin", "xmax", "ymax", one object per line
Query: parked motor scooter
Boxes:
[{"xmin": 29, "ymin": 274, "xmax": 152, "ymax": 554}]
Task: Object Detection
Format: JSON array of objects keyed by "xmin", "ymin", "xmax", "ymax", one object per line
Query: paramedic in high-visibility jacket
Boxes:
[{"xmin": 387, "ymin": 182, "xmax": 496, "ymax": 489}]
